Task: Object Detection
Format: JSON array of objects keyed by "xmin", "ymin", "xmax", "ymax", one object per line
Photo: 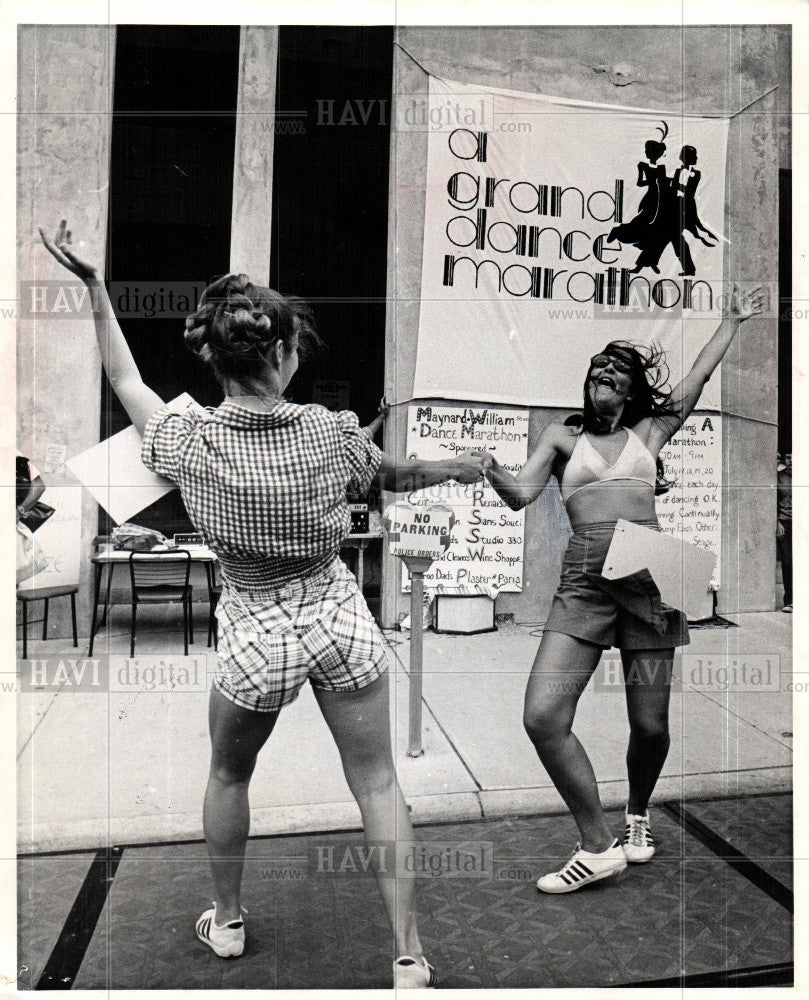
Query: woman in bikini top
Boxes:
[{"xmin": 473, "ymin": 287, "xmax": 764, "ymax": 895}]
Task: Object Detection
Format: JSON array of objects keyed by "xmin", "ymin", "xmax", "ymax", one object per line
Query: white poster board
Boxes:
[
  {"xmin": 602, "ymin": 519, "xmax": 717, "ymax": 620},
  {"xmin": 657, "ymin": 412, "xmax": 722, "ymax": 587},
  {"xmin": 66, "ymin": 393, "xmax": 204, "ymax": 524},
  {"xmin": 413, "ymin": 77, "xmax": 729, "ymax": 409},
  {"xmin": 404, "ymin": 404, "xmax": 529, "ymax": 596}
]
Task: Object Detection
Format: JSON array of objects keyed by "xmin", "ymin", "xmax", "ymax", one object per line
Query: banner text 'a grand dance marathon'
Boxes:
[{"xmin": 414, "ymin": 79, "xmax": 729, "ymax": 410}]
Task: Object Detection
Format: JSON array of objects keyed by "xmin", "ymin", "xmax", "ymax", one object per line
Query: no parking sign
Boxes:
[
  {"xmin": 382, "ymin": 502, "xmax": 459, "ymax": 757},
  {"xmin": 383, "ymin": 503, "xmax": 457, "ymax": 561}
]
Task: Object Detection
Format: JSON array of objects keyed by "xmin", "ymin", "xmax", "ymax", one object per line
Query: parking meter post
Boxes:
[
  {"xmin": 384, "ymin": 502, "xmax": 454, "ymax": 759},
  {"xmin": 402, "ymin": 555, "xmax": 433, "ymax": 757}
]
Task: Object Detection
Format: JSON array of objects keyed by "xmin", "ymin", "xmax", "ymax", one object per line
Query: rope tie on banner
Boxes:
[
  {"xmin": 393, "ymin": 41, "xmax": 450, "ymax": 85},
  {"xmin": 729, "ymin": 85, "xmax": 779, "ymax": 117}
]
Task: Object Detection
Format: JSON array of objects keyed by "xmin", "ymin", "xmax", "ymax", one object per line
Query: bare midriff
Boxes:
[{"xmin": 565, "ymin": 480, "xmax": 658, "ymax": 530}]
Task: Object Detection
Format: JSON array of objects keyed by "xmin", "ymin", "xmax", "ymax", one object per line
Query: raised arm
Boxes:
[
  {"xmin": 39, "ymin": 221, "xmax": 165, "ymax": 436},
  {"xmin": 362, "ymin": 398, "xmax": 391, "ymax": 441},
  {"xmin": 648, "ymin": 284, "xmax": 764, "ymax": 450},
  {"xmin": 482, "ymin": 422, "xmax": 564, "ymax": 511},
  {"xmin": 378, "ymin": 449, "xmax": 489, "ymax": 493}
]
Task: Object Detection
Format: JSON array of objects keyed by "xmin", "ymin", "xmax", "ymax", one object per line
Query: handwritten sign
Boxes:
[
  {"xmin": 657, "ymin": 412, "xmax": 722, "ymax": 587},
  {"xmin": 405, "ymin": 404, "xmax": 529, "ymax": 595}
]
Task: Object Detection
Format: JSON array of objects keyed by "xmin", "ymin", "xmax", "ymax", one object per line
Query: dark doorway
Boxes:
[
  {"xmin": 271, "ymin": 26, "xmax": 393, "ymax": 425},
  {"xmin": 104, "ymin": 25, "xmax": 240, "ymax": 533},
  {"xmin": 102, "ymin": 26, "xmax": 393, "ymax": 536}
]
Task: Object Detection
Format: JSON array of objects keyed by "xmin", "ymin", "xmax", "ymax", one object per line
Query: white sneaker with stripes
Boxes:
[
  {"xmin": 394, "ymin": 955, "xmax": 438, "ymax": 988},
  {"xmin": 624, "ymin": 809, "xmax": 655, "ymax": 862},
  {"xmin": 195, "ymin": 903, "xmax": 246, "ymax": 958},
  {"xmin": 536, "ymin": 839, "xmax": 627, "ymax": 893}
]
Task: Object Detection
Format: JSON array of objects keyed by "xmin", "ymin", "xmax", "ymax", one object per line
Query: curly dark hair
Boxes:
[
  {"xmin": 184, "ymin": 273, "xmax": 321, "ymax": 384},
  {"xmin": 583, "ymin": 340, "xmax": 678, "ymax": 434}
]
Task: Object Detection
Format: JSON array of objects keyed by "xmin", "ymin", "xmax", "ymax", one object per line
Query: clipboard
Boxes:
[{"xmin": 601, "ymin": 519, "xmax": 717, "ymax": 618}]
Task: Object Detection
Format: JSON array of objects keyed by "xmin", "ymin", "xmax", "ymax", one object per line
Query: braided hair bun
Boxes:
[{"xmin": 184, "ymin": 273, "xmax": 298, "ymax": 379}]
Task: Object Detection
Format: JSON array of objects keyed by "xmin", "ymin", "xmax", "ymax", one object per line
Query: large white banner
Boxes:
[
  {"xmin": 403, "ymin": 403, "xmax": 529, "ymax": 595},
  {"xmin": 414, "ymin": 78, "xmax": 729, "ymax": 410}
]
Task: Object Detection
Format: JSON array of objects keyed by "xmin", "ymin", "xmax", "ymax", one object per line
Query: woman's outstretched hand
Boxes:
[
  {"xmin": 362, "ymin": 397, "xmax": 392, "ymax": 439},
  {"xmin": 726, "ymin": 283, "xmax": 765, "ymax": 323},
  {"xmin": 39, "ymin": 220, "xmax": 98, "ymax": 282},
  {"xmin": 453, "ymin": 449, "xmax": 492, "ymax": 483},
  {"xmin": 469, "ymin": 449, "xmax": 497, "ymax": 473}
]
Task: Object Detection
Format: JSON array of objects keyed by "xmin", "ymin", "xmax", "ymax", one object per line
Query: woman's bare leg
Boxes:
[
  {"xmin": 622, "ymin": 647, "xmax": 674, "ymax": 813},
  {"xmin": 314, "ymin": 672, "xmax": 421, "ymax": 960},
  {"xmin": 204, "ymin": 688, "xmax": 280, "ymax": 923},
  {"xmin": 523, "ymin": 631, "xmax": 613, "ymax": 852}
]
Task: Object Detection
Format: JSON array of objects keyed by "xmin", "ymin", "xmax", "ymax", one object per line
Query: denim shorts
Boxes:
[
  {"xmin": 214, "ymin": 556, "xmax": 389, "ymax": 713},
  {"xmin": 544, "ymin": 521, "xmax": 690, "ymax": 651}
]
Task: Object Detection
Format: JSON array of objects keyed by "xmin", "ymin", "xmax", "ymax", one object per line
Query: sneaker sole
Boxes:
[
  {"xmin": 537, "ymin": 860, "xmax": 627, "ymax": 894},
  {"xmin": 625, "ymin": 851, "xmax": 655, "ymax": 864},
  {"xmin": 196, "ymin": 932, "xmax": 244, "ymax": 958}
]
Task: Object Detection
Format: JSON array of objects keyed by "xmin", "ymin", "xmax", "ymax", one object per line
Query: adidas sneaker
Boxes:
[{"xmin": 537, "ymin": 839, "xmax": 627, "ymax": 893}]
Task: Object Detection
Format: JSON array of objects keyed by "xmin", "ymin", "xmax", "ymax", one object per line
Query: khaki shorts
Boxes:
[
  {"xmin": 214, "ymin": 556, "xmax": 388, "ymax": 712},
  {"xmin": 544, "ymin": 521, "xmax": 690, "ymax": 651}
]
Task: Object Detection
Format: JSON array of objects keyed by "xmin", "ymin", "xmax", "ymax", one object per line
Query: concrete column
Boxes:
[
  {"xmin": 17, "ymin": 25, "xmax": 115, "ymax": 638},
  {"xmin": 381, "ymin": 30, "xmax": 431, "ymax": 628},
  {"xmin": 230, "ymin": 26, "xmax": 278, "ymax": 283},
  {"xmin": 718, "ymin": 85, "xmax": 779, "ymax": 613}
]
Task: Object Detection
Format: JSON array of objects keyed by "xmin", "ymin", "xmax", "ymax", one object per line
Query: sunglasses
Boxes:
[{"xmin": 590, "ymin": 353, "xmax": 633, "ymax": 375}]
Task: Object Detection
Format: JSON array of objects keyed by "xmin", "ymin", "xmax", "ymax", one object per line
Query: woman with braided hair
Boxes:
[{"xmin": 42, "ymin": 221, "xmax": 488, "ymax": 988}]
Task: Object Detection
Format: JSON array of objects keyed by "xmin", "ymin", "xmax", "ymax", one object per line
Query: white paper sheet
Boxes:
[
  {"xmin": 65, "ymin": 393, "xmax": 204, "ymax": 525},
  {"xmin": 601, "ymin": 519, "xmax": 717, "ymax": 619}
]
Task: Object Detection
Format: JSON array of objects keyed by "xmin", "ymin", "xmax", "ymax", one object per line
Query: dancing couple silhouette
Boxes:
[{"xmin": 608, "ymin": 122, "xmax": 717, "ymax": 277}]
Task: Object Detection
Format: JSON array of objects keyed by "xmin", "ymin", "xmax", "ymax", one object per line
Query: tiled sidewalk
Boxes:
[{"xmin": 18, "ymin": 794, "xmax": 793, "ymax": 990}]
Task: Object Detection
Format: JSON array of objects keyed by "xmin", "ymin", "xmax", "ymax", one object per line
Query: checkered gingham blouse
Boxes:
[{"xmin": 142, "ymin": 400, "xmax": 382, "ymax": 590}]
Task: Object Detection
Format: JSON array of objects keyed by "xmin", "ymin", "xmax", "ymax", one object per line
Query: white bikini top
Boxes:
[{"xmin": 560, "ymin": 426, "xmax": 657, "ymax": 504}]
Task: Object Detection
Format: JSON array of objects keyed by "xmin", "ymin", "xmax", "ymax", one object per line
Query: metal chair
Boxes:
[
  {"xmin": 128, "ymin": 551, "xmax": 192, "ymax": 657},
  {"xmin": 205, "ymin": 562, "xmax": 222, "ymax": 650},
  {"xmin": 16, "ymin": 585, "xmax": 78, "ymax": 660},
  {"xmin": 92, "ymin": 534, "xmax": 114, "ymax": 621}
]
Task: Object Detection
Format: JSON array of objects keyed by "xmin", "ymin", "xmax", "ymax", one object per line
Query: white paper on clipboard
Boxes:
[
  {"xmin": 601, "ymin": 519, "xmax": 717, "ymax": 618},
  {"xmin": 66, "ymin": 393, "xmax": 205, "ymax": 525}
]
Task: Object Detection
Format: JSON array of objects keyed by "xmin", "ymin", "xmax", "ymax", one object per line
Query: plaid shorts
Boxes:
[{"xmin": 214, "ymin": 555, "xmax": 389, "ymax": 712}]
